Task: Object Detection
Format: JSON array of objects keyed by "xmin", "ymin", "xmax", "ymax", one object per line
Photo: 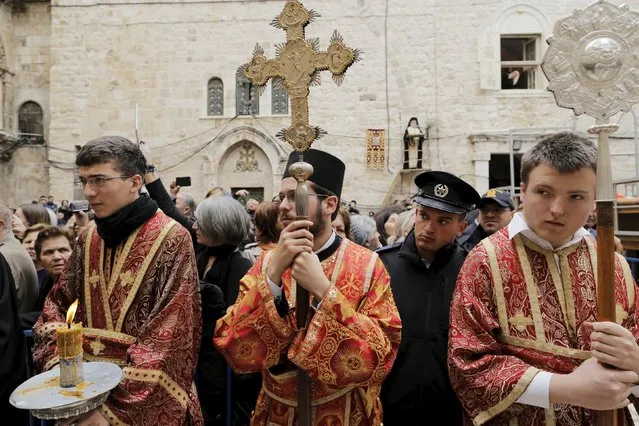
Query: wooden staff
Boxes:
[
  {"xmin": 591, "ymin": 122, "xmax": 625, "ymax": 426},
  {"xmin": 289, "ymin": 156, "xmax": 314, "ymax": 425}
]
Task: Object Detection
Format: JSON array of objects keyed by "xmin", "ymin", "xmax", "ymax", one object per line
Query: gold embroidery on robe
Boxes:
[{"xmin": 449, "ymin": 228, "xmax": 638, "ymax": 425}]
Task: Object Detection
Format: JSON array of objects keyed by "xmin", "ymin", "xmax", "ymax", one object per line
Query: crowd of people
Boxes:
[{"xmin": 0, "ymin": 132, "xmax": 638, "ymax": 426}]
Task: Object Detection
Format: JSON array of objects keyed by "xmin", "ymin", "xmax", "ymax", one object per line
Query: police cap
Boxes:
[{"xmin": 413, "ymin": 171, "xmax": 480, "ymax": 215}]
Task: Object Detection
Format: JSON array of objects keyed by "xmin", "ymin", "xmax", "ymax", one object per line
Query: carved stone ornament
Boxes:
[
  {"xmin": 541, "ymin": 1, "xmax": 639, "ymax": 120},
  {"xmin": 234, "ymin": 142, "xmax": 261, "ymax": 173},
  {"xmin": 238, "ymin": 0, "xmax": 360, "ymax": 152}
]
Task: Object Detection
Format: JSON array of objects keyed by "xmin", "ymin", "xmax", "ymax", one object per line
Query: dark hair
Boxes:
[
  {"xmin": 19, "ymin": 203, "xmax": 51, "ymax": 227},
  {"xmin": 336, "ymin": 206, "xmax": 352, "ymax": 240},
  {"xmin": 75, "ymin": 136, "xmax": 146, "ymax": 178},
  {"xmin": 375, "ymin": 204, "xmax": 404, "ymax": 246},
  {"xmin": 254, "ymin": 201, "xmax": 282, "ymax": 245},
  {"xmin": 35, "ymin": 226, "xmax": 74, "ymax": 259},
  {"xmin": 521, "ymin": 132, "xmax": 596, "ymax": 185},
  {"xmin": 308, "ymin": 181, "xmax": 339, "ymax": 221}
]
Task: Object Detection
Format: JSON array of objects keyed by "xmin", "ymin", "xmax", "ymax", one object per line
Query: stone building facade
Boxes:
[{"xmin": 0, "ymin": 0, "xmax": 638, "ymax": 210}]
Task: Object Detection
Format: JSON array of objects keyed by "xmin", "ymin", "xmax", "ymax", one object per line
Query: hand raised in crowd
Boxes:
[
  {"xmin": 589, "ymin": 321, "xmax": 639, "ymax": 374},
  {"xmin": 138, "ymin": 140, "xmax": 153, "ymax": 164},
  {"xmin": 267, "ymin": 220, "xmax": 314, "ymax": 285},
  {"xmin": 549, "ymin": 356, "xmax": 637, "ymax": 410},
  {"xmin": 169, "ymin": 180, "xmax": 180, "ymax": 197},
  {"xmin": 291, "ymin": 252, "xmax": 331, "ymax": 300},
  {"xmin": 71, "ymin": 210, "xmax": 91, "ymax": 235},
  {"xmin": 11, "ymin": 214, "xmax": 25, "ymax": 240}
]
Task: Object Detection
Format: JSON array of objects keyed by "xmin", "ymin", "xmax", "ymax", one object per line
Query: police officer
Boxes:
[
  {"xmin": 457, "ymin": 188, "xmax": 514, "ymax": 253},
  {"xmin": 378, "ymin": 171, "xmax": 480, "ymax": 426}
]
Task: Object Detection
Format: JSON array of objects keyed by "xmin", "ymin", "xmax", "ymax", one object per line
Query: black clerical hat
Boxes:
[
  {"xmin": 414, "ymin": 171, "xmax": 480, "ymax": 214},
  {"xmin": 282, "ymin": 149, "xmax": 346, "ymax": 198}
]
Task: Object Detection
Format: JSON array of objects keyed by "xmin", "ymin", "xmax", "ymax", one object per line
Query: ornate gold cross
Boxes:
[
  {"xmin": 239, "ymin": 0, "xmax": 360, "ymax": 152},
  {"xmin": 509, "ymin": 311, "xmax": 534, "ymax": 332},
  {"xmin": 119, "ymin": 270, "xmax": 135, "ymax": 289},
  {"xmin": 89, "ymin": 271, "xmax": 101, "ymax": 289},
  {"xmin": 90, "ymin": 338, "xmax": 106, "ymax": 356}
]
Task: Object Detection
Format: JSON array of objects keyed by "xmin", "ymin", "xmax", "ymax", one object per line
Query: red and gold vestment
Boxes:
[
  {"xmin": 214, "ymin": 238, "xmax": 401, "ymax": 425},
  {"xmin": 448, "ymin": 229, "xmax": 638, "ymax": 425},
  {"xmin": 33, "ymin": 211, "xmax": 203, "ymax": 426}
]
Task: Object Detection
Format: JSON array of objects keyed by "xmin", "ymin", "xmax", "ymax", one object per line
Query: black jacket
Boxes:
[
  {"xmin": 145, "ymin": 178, "xmax": 202, "ymax": 253},
  {"xmin": 0, "ymin": 253, "xmax": 28, "ymax": 425},
  {"xmin": 456, "ymin": 220, "xmax": 488, "ymax": 253},
  {"xmin": 378, "ymin": 231, "xmax": 466, "ymax": 426}
]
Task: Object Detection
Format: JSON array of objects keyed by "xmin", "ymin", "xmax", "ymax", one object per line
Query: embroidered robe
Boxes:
[
  {"xmin": 448, "ymin": 228, "xmax": 639, "ymax": 426},
  {"xmin": 213, "ymin": 238, "xmax": 402, "ymax": 426},
  {"xmin": 33, "ymin": 211, "xmax": 203, "ymax": 426}
]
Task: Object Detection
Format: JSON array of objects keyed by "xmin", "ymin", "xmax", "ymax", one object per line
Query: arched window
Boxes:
[
  {"xmin": 478, "ymin": 5, "xmax": 549, "ymax": 90},
  {"xmin": 18, "ymin": 101, "xmax": 44, "ymax": 144},
  {"xmin": 207, "ymin": 77, "xmax": 224, "ymax": 116},
  {"xmin": 271, "ymin": 77, "xmax": 288, "ymax": 115},
  {"xmin": 236, "ymin": 75, "xmax": 259, "ymax": 116}
]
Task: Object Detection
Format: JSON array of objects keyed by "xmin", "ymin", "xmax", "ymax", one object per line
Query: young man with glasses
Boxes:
[
  {"xmin": 33, "ymin": 136, "xmax": 202, "ymax": 426},
  {"xmin": 214, "ymin": 149, "xmax": 401, "ymax": 426}
]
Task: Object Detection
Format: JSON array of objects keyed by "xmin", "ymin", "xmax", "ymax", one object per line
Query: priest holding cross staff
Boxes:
[
  {"xmin": 448, "ymin": 2, "xmax": 639, "ymax": 425},
  {"xmin": 214, "ymin": 1, "xmax": 401, "ymax": 425}
]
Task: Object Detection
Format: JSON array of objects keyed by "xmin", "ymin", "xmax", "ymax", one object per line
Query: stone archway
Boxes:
[
  {"xmin": 218, "ymin": 141, "xmax": 273, "ymax": 201},
  {"xmin": 202, "ymin": 125, "xmax": 290, "ymax": 200}
]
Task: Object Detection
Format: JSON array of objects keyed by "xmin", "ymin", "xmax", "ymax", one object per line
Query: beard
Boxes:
[{"xmin": 309, "ymin": 202, "xmax": 329, "ymax": 237}]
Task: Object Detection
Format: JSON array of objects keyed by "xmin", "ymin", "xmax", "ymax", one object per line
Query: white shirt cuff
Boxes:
[
  {"xmin": 267, "ymin": 276, "xmax": 283, "ymax": 299},
  {"xmin": 632, "ymin": 385, "xmax": 639, "ymax": 397},
  {"xmin": 516, "ymin": 371, "xmax": 552, "ymax": 408}
]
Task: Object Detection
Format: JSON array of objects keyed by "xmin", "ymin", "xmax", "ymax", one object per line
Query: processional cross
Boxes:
[
  {"xmin": 239, "ymin": 1, "xmax": 359, "ymax": 424},
  {"xmin": 542, "ymin": 1, "xmax": 639, "ymax": 424}
]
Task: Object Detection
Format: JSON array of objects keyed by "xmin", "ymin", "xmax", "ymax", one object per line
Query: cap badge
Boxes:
[
  {"xmin": 486, "ymin": 189, "xmax": 497, "ymax": 198},
  {"xmin": 434, "ymin": 184, "xmax": 449, "ymax": 198}
]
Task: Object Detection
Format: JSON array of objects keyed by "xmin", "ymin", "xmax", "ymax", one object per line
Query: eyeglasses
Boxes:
[
  {"xmin": 74, "ymin": 176, "xmax": 132, "ymax": 188},
  {"xmin": 272, "ymin": 193, "xmax": 329, "ymax": 204}
]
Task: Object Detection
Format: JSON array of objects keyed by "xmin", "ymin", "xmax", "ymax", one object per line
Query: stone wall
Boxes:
[
  {"xmin": 0, "ymin": 146, "xmax": 51, "ymax": 207},
  {"xmin": 6, "ymin": 0, "xmax": 639, "ymax": 207},
  {"xmin": 0, "ymin": 2, "xmax": 51, "ymax": 207}
]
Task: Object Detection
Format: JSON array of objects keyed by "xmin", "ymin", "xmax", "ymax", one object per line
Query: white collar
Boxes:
[
  {"xmin": 507, "ymin": 212, "xmax": 593, "ymax": 251},
  {"xmin": 315, "ymin": 230, "xmax": 337, "ymax": 255}
]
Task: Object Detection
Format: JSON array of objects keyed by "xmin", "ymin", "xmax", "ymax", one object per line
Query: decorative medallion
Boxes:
[{"xmin": 541, "ymin": 1, "xmax": 639, "ymax": 120}]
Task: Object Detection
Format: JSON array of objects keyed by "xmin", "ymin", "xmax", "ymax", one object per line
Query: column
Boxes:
[{"xmin": 473, "ymin": 152, "xmax": 491, "ymax": 195}]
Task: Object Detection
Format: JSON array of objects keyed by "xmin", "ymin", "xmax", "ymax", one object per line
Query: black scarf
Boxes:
[
  {"xmin": 94, "ymin": 194, "xmax": 158, "ymax": 248},
  {"xmin": 196, "ymin": 244, "xmax": 237, "ymax": 280}
]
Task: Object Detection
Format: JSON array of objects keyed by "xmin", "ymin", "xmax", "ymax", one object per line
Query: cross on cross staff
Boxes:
[{"xmin": 239, "ymin": 0, "xmax": 360, "ymax": 152}]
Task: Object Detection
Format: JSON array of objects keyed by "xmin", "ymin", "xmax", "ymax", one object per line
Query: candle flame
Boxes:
[{"xmin": 66, "ymin": 300, "xmax": 79, "ymax": 325}]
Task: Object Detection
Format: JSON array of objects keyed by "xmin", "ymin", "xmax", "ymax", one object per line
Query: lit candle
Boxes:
[{"xmin": 56, "ymin": 300, "xmax": 84, "ymax": 387}]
